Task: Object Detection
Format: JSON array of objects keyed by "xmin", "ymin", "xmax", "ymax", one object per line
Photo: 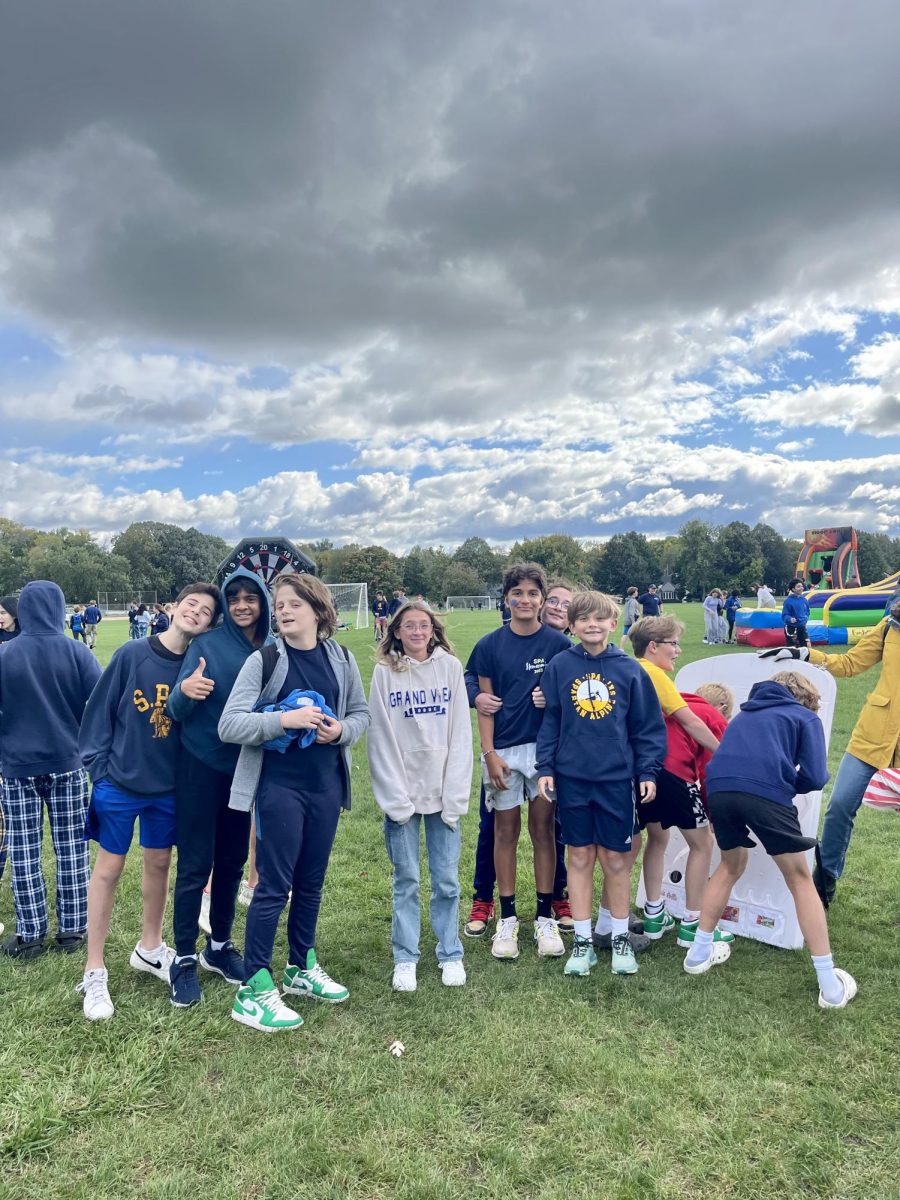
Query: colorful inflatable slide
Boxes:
[
  {"xmin": 736, "ymin": 568, "xmax": 900, "ymax": 649},
  {"xmin": 794, "ymin": 526, "xmax": 861, "ymax": 590}
]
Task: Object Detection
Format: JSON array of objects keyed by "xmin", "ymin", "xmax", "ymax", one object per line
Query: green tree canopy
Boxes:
[{"xmin": 590, "ymin": 532, "xmax": 659, "ymax": 596}]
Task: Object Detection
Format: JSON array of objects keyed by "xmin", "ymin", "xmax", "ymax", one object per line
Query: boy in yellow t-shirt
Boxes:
[{"xmin": 629, "ymin": 617, "xmax": 726, "ymax": 941}]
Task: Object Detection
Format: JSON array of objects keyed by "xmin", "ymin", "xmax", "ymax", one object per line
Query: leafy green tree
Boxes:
[
  {"xmin": 441, "ymin": 562, "xmax": 484, "ymax": 600},
  {"xmin": 113, "ymin": 522, "xmax": 228, "ymax": 596},
  {"xmin": 25, "ymin": 529, "xmax": 113, "ymax": 601},
  {"xmin": 451, "ymin": 537, "xmax": 504, "ymax": 589},
  {"xmin": 326, "ymin": 544, "xmax": 402, "ymax": 593},
  {"xmin": 856, "ymin": 530, "xmax": 892, "ymax": 586},
  {"xmin": 751, "ymin": 523, "xmax": 796, "ymax": 591},
  {"xmin": 508, "ymin": 534, "xmax": 586, "ymax": 581},
  {"xmin": 590, "ymin": 532, "xmax": 659, "ymax": 595},
  {"xmin": 677, "ymin": 520, "xmax": 717, "ymax": 597},
  {"xmin": 403, "ymin": 546, "xmax": 451, "ymax": 600},
  {"xmin": 0, "ymin": 518, "xmax": 38, "ymax": 593}
]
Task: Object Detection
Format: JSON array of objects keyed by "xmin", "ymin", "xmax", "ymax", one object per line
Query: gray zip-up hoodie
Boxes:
[{"xmin": 217, "ymin": 637, "xmax": 369, "ymax": 812}]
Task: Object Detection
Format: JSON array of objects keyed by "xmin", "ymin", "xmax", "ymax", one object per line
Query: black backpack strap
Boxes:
[{"xmin": 259, "ymin": 642, "xmax": 280, "ymax": 690}]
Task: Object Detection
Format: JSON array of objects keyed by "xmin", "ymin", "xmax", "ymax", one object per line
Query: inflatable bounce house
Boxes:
[
  {"xmin": 736, "ymin": 525, "xmax": 899, "ymax": 648},
  {"xmin": 794, "ymin": 526, "xmax": 860, "ymax": 590}
]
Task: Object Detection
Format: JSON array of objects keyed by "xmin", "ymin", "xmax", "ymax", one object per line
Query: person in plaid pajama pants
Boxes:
[{"xmin": 0, "ymin": 580, "xmax": 101, "ymax": 958}]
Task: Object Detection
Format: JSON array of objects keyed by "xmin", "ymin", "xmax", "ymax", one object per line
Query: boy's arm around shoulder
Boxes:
[
  {"xmin": 534, "ymin": 656, "xmax": 562, "ymax": 776},
  {"xmin": 441, "ymin": 657, "xmax": 474, "ymax": 823},
  {"xmin": 218, "ymin": 651, "xmax": 286, "ymax": 746},
  {"xmin": 336, "ymin": 648, "xmax": 369, "ymax": 747}
]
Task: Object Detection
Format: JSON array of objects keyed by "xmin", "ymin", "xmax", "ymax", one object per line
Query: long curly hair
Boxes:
[{"xmin": 377, "ymin": 601, "xmax": 455, "ymax": 672}]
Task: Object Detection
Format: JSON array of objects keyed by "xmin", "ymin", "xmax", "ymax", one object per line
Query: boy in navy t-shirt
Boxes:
[
  {"xmin": 77, "ymin": 583, "xmax": 220, "ymax": 1020},
  {"xmin": 467, "ymin": 563, "xmax": 570, "ymax": 961}
]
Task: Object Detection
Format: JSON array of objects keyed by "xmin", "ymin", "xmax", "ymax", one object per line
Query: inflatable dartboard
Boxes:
[{"xmin": 216, "ymin": 537, "xmax": 316, "ymax": 587}]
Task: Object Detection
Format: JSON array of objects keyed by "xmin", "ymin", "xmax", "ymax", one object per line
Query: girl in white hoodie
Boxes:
[{"xmin": 367, "ymin": 602, "xmax": 473, "ymax": 992}]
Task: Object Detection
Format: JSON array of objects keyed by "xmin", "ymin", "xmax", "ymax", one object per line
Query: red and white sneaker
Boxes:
[
  {"xmin": 464, "ymin": 899, "xmax": 495, "ymax": 938},
  {"xmin": 551, "ymin": 898, "xmax": 575, "ymax": 934}
]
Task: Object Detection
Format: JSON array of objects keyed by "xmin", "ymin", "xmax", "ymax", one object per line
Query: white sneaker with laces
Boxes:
[
  {"xmin": 198, "ymin": 890, "xmax": 212, "ymax": 935},
  {"xmin": 129, "ymin": 942, "xmax": 176, "ymax": 982},
  {"xmin": 392, "ymin": 962, "xmax": 417, "ymax": 992},
  {"xmin": 534, "ymin": 916, "xmax": 565, "ymax": 957},
  {"xmin": 77, "ymin": 968, "xmax": 114, "ymax": 1021},
  {"xmin": 238, "ymin": 881, "xmax": 255, "ymax": 908},
  {"xmin": 491, "ymin": 916, "xmax": 520, "ymax": 960},
  {"xmin": 440, "ymin": 960, "xmax": 466, "ymax": 987}
]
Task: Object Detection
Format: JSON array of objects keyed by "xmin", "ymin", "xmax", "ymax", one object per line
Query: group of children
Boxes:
[
  {"xmin": 702, "ymin": 589, "xmax": 741, "ymax": 645},
  {"xmin": 0, "ymin": 563, "xmax": 858, "ymax": 1039}
]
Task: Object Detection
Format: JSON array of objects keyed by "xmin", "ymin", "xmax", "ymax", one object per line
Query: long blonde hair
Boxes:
[{"xmin": 377, "ymin": 601, "xmax": 455, "ymax": 672}]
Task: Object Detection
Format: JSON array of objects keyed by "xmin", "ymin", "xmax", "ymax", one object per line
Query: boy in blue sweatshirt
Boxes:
[
  {"xmin": 536, "ymin": 591, "xmax": 666, "ymax": 977},
  {"xmin": 0, "ymin": 581, "xmax": 102, "ymax": 958},
  {"xmin": 684, "ymin": 671, "xmax": 856, "ymax": 1009},
  {"xmin": 77, "ymin": 583, "xmax": 219, "ymax": 1020},
  {"xmin": 165, "ymin": 568, "xmax": 272, "ymax": 1007},
  {"xmin": 782, "ymin": 578, "xmax": 810, "ymax": 649}
]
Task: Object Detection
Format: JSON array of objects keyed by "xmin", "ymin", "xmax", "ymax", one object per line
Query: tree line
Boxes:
[{"xmin": 1, "ymin": 518, "xmax": 897, "ymax": 604}]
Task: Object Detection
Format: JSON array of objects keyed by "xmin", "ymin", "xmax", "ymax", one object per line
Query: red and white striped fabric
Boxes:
[{"xmin": 862, "ymin": 768, "xmax": 900, "ymax": 811}]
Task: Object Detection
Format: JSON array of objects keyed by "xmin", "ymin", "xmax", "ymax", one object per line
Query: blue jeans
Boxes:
[
  {"xmin": 819, "ymin": 752, "xmax": 878, "ymax": 879},
  {"xmin": 384, "ymin": 813, "xmax": 463, "ymax": 964}
]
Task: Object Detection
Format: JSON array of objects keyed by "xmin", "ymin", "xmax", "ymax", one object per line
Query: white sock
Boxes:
[
  {"xmin": 210, "ymin": 938, "xmax": 227, "ymax": 952},
  {"xmin": 174, "ymin": 953, "xmax": 197, "ymax": 965},
  {"xmin": 682, "ymin": 909, "xmax": 700, "ymax": 925},
  {"xmin": 574, "ymin": 919, "xmax": 593, "ymax": 941},
  {"xmin": 644, "ymin": 897, "xmax": 664, "ymax": 916},
  {"xmin": 811, "ymin": 953, "xmax": 842, "ymax": 1004},
  {"xmin": 686, "ymin": 927, "xmax": 714, "ymax": 964},
  {"xmin": 595, "ymin": 906, "xmax": 613, "ymax": 935},
  {"xmin": 140, "ymin": 942, "xmax": 164, "ymax": 958},
  {"xmin": 611, "ymin": 916, "xmax": 628, "ymax": 939}
]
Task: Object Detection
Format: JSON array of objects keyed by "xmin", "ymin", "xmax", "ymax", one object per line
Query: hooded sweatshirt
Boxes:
[
  {"xmin": 0, "ymin": 580, "xmax": 102, "ymax": 778},
  {"xmin": 535, "ymin": 642, "xmax": 666, "ymax": 784},
  {"xmin": 166, "ymin": 567, "xmax": 272, "ymax": 773},
  {"xmin": 705, "ymin": 680, "xmax": 829, "ymax": 807},
  {"xmin": 367, "ymin": 647, "xmax": 473, "ymax": 825}
]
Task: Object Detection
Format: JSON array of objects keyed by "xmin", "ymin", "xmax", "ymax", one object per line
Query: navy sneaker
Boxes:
[
  {"xmin": 170, "ymin": 957, "xmax": 202, "ymax": 1007},
  {"xmin": 199, "ymin": 938, "xmax": 245, "ymax": 985}
]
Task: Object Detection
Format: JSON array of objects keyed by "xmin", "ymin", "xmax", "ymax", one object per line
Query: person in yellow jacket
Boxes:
[{"xmin": 759, "ymin": 599, "xmax": 900, "ymax": 905}]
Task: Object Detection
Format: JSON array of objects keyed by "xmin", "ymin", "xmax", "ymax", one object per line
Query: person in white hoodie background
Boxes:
[{"xmin": 367, "ymin": 602, "xmax": 473, "ymax": 993}]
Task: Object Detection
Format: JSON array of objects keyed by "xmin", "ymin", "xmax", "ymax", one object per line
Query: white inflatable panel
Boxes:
[{"xmin": 635, "ymin": 655, "xmax": 836, "ymax": 951}]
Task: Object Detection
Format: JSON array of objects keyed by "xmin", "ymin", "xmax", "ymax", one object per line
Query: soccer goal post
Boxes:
[
  {"xmin": 445, "ymin": 595, "xmax": 494, "ymax": 612},
  {"xmin": 327, "ymin": 583, "xmax": 369, "ymax": 629}
]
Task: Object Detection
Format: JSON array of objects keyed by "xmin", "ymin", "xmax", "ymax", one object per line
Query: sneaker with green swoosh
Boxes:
[{"xmin": 231, "ymin": 969, "xmax": 303, "ymax": 1033}]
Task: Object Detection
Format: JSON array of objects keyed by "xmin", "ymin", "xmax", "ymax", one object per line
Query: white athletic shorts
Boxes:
[{"xmin": 482, "ymin": 742, "xmax": 540, "ymax": 812}]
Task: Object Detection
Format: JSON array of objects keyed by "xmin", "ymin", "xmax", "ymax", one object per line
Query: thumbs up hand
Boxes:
[{"xmin": 180, "ymin": 657, "xmax": 215, "ymax": 700}]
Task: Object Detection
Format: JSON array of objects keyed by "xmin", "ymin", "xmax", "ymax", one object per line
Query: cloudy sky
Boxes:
[{"xmin": 2, "ymin": 0, "xmax": 899, "ymax": 553}]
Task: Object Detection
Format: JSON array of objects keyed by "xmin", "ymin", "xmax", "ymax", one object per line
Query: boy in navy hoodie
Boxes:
[
  {"xmin": 536, "ymin": 591, "xmax": 666, "ymax": 977},
  {"xmin": 77, "ymin": 583, "xmax": 219, "ymax": 1020},
  {"xmin": 782, "ymin": 578, "xmax": 810, "ymax": 649},
  {"xmin": 0, "ymin": 581, "xmax": 101, "ymax": 958},
  {"xmin": 165, "ymin": 568, "xmax": 272, "ymax": 1007},
  {"xmin": 684, "ymin": 671, "xmax": 856, "ymax": 1009}
]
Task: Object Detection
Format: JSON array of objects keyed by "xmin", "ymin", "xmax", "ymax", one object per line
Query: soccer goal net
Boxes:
[
  {"xmin": 445, "ymin": 595, "xmax": 494, "ymax": 612},
  {"xmin": 327, "ymin": 583, "xmax": 369, "ymax": 629}
]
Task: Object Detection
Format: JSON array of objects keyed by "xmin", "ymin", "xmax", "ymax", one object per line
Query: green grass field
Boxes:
[{"xmin": 1, "ymin": 606, "xmax": 898, "ymax": 1200}]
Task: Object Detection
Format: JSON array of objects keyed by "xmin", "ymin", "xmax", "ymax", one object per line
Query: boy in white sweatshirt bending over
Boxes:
[{"xmin": 368, "ymin": 601, "xmax": 473, "ymax": 992}]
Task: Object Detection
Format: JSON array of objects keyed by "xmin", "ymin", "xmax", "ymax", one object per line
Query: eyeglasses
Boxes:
[
  {"xmin": 656, "ymin": 640, "xmax": 681, "ymax": 646},
  {"xmin": 399, "ymin": 623, "xmax": 432, "ymax": 633},
  {"xmin": 545, "ymin": 597, "xmax": 571, "ymax": 609}
]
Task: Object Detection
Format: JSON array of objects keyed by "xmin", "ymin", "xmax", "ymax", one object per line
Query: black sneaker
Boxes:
[
  {"xmin": 51, "ymin": 932, "xmax": 85, "ymax": 954},
  {"xmin": 0, "ymin": 933, "xmax": 47, "ymax": 960},
  {"xmin": 170, "ymin": 957, "xmax": 202, "ymax": 1007},
  {"xmin": 199, "ymin": 938, "xmax": 245, "ymax": 985}
]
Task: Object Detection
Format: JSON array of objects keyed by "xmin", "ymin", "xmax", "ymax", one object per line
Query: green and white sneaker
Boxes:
[
  {"xmin": 231, "ymin": 969, "xmax": 303, "ymax": 1033},
  {"xmin": 564, "ymin": 934, "xmax": 599, "ymax": 977},
  {"xmin": 611, "ymin": 933, "xmax": 639, "ymax": 975},
  {"xmin": 283, "ymin": 950, "xmax": 349, "ymax": 1004},
  {"xmin": 642, "ymin": 907, "xmax": 675, "ymax": 940},
  {"xmin": 676, "ymin": 919, "xmax": 735, "ymax": 949}
]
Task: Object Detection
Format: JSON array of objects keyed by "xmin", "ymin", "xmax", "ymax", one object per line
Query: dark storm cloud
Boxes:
[{"xmin": 3, "ymin": 0, "xmax": 900, "ymax": 363}]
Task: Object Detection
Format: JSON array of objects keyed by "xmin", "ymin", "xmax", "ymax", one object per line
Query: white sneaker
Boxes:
[
  {"xmin": 238, "ymin": 881, "xmax": 255, "ymax": 908},
  {"xmin": 392, "ymin": 962, "xmax": 417, "ymax": 992},
  {"xmin": 534, "ymin": 916, "xmax": 565, "ymax": 957},
  {"xmin": 77, "ymin": 968, "xmax": 114, "ymax": 1021},
  {"xmin": 491, "ymin": 916, "xmax": 520, "ymax": 960},
  {"xmin": 198, "ymin": 890, "xmax": 212, "ymax": 935},
  {"xmin": 129, "ymin": 942, "xmax": 176, "ymax": 982},
  {"xmin": 440, "ymin": 960, "xmax": 466, "ymax": 987}
]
